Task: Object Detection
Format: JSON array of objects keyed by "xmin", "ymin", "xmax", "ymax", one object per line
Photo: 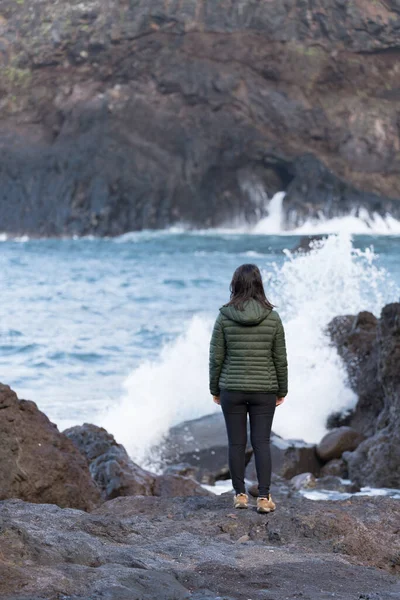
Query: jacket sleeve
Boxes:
[
  {"xmin": 272, "ymin": 314, "xmax": 288, "ymax": 397},
  {"xmin": 209, "ymin": 314, "xmax": 226, "ymax": 396}
]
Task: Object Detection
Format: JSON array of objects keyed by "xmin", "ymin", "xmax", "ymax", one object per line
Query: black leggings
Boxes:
[{"xmin": 220, "ymin": 390, "xmax": 276, "ymax": 497}]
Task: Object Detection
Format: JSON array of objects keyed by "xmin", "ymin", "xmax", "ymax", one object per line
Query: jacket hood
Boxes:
[{"xmin": 220, "ymin": 299, "xmax": 272, "ymax": 325}]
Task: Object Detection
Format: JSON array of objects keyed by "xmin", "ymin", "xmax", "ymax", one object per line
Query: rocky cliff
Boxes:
[
  {"xmin": 328, "ymin": 303, "xmax": 400, "ymax": 488},
  {"xmin": 1, "ymin": 0, "xmax": 400, "ymax": 235}
]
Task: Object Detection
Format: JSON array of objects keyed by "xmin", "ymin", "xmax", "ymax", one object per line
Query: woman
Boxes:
[{"xmin": 209, "ymin": 264, "xmax": 288, "ymax": 513}]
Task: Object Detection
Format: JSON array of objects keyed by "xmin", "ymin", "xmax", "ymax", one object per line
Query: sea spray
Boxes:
[
  {"xmin": 101, "ymin": 316, "xmax": 217, "ymax": 468},
  {"xmin": 102, "ymin": 232, "xmax": 397, "ymax": 467},
  {"xmin": 267, "ymin": 233, "xmax": 391, "ymax": 442}
]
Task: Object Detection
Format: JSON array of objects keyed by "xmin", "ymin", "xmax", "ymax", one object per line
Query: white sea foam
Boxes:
[
  {"xmin": 267, "ymin": 233, "xmax": 394, "ymax": 441},
  {"xmin": 102, "ymin": 232, "xmax": 397, "ymax": 467},
  {"xmin": 203, "ymin": 479, "xmax": 400, "ymax": 500},
  {"xmin": 300, "ymin": 486, "xmax": 400, "ymax": 501},
  {"xmin": 111, "ymin": 195, "xmax": 400, "ymax": 239},
  {"xmin": 101, "ymin": 316, "xmax": 218, "ymax": 467}
]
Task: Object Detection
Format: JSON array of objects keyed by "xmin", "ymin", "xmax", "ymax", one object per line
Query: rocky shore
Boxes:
[
  {"xmin": 0, "ymin": 302, "xmax": 399, "ymax": 598},
  {"xmin": 0, "ymin": 380, "xmax": 399, "ymax": 599},
  {"xmin": 0, "ymin": 493, "xmax": 399, "ymax": 600},
  {"xmin": 1, "ymin": 0, "xmax": 400, "ymax": 236},
  {"xmin": 328, "ymin": 302, "xmax": 400, "ymax": 488}
]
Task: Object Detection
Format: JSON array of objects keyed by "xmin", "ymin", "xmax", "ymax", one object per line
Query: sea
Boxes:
[{"xmin": 1, "ymin": 193, "xmax": 400, "ymax": 494}]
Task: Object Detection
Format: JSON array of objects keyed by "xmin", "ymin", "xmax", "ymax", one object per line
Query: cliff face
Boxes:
[{"xmin": 1, "ymin": 0, "xmax": 400, "ymax": 235}]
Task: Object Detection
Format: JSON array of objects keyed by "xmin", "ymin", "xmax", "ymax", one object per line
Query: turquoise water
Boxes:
[{"xmin": 1, "ymin": 232, "xmax": 399, "ymax": 461}]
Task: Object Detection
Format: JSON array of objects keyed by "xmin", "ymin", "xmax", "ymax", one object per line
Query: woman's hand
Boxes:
[
  {"xmin": 213, "ymin": 395, "xmax": 221, "ymax": 405},
  {"xmin": 276, "ymin": 397, "xmax": 285, "ymax": 406}
]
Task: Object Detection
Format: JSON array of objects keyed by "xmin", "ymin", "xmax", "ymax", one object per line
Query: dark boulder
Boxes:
[
  {"xmin": 0, "ymin": 383, "xmax": 101, "ymax": 510},
  {"xmin": 326, "ymin": 409, "xmax": 354, "ymax": 430},
  {"xmin": 290, "ymin": 473, "xmax": 316, "ymax": 491},
  {"xmin": 160, "ymin": 412, "xmax": 322, "ymax": 486},
  {"xmin": 64, "ymin": 423, "xmax": 155, "ymax": 498},
  {"xmin": 64, "ymin": 423, "xmax": 210, "ymax": 499},
  {"xmin": 291, "ymin": 234, "xmax": 327, "ymax": 254},
  {"xmin": 327, "ymin": 311, "xmax": 381, "ymax": 436},
  {"xmin": 328, "ymin": 303, "xmax": 400, "ymax": 488},
  {"xmin": 316, "ymin": 427, "xmax": 365, "ymax": 462},
  {"xmin": 320, "ymin": 458, "xmax": 348, "ymax": 479},
  {"xmin": 246, "ymin": 434, "xmax": 322, "ymax": 482},
  {"xmin": 152, "ymin": 474, "xmax": 211, "ymax": 498},
  {"xmin": 314, "ymin": 476, "xmax": 360, "ymax": 494},
  {"xmin": 157, "ymin": 412, "xmax": 253, "ymax": 485}
]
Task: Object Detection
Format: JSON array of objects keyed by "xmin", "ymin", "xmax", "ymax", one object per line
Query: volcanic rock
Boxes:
[
  {"xmin": 316, "ymin": 427, "xmax": 365, "ymax": 462},
  {"xmin": 64, "ymin": 423, "xmax": 210, "ymax": 499},
  {"xmin": 0, "ymin": 492, "xmax": 399, "ymax": 599},
  {"xmin": 157, "ymin": 412, "xmax": 253, "ymax": 485},
  {"xmin": 0, "ymin": 383, "xmax": 101, "ymax": 510},
  {"xmin": 320, "ymin": 458, "xmax": 348, "ymax": 479},
  {"xmin": 290, "ymin": 472, "xmax": 316, "ymax": 491},
  {"xmin": 314, "ymin": 476, "xmax": 360, "ymax": 494},
  {"xmin": 327, "ymin": 311, "xmax": 381, "ymax": 435},
  {"xmin": 247, "ymin": 433, "xmax": 322, "ymax": 481},
  {"xmin": 1, "ymin": 1, "xmax": 400, "ymax": 236},
  {"xmin": 328, "ymin": 303, "xmax": 400, "ymax": 488}
]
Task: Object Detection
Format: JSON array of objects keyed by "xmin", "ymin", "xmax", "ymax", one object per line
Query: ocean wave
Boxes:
[{"xmin": 102, "ymin": 232, "xmax": 398, "ymax": 468}]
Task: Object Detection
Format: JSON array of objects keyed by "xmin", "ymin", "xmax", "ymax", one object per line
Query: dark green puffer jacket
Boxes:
[{"xmin": 209, "ymin": 299, "xmax": 288, "ymax": 397}]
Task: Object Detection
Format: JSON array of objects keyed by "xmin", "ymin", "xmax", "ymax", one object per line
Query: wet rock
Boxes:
[
  {"xmin": 64, "ymin": 423, "xmax": 210, "ymax": 499},
  {"xmin": 0, "ymin": 493, "xmax": 399, "ymax": 599},
  {"xmin": 326, "ymin": 408, "xmax": 354, "ymax": 430},
  {"xmin": 291, "ymin": 235, "xmax": 327, "ymax": 253},
  {"xmin": 290, "ymin": 473, "xmax": 316, "ymax": 490},
  {"xmin": 0, "ymin": 383, "xmax": 101, "ymax": 510},
  {"xmin": 328, "ymin": 303, "xmax": 400, "ymax": 488},
  {"xmin": 152, "ymin": 474, "xmax": 211, "ymax": 498},
  {"xmin": 247, "ymin": 433, "xmax": 322, "ymax": 482},
  {"xmin": 316, "ymin": 427, "xmax": 365, "ymax": 462},
  {"xmin": 163, "ymin": 463, "xmax": 199, "ymax": 479},
  {"xmin": 64, "ymin": 423, "xmax": 155, "ymax": 498},
  {"xmin": 327, "ymin": 311, "xmax": 381, "ymax": 436},
  {"xmin": 314, "ymin": 476, "xmax": 360, "ymax": 494},
  {"xmin": 320, "ymin": 458, "xmax": 348, "ymax": 478},
  {"xmin": 247, "ymin": 473, "xmax": 290, "ymax": 498},
  {"xmin": 158, "ymin": 412, "xmax": 253, "ymax": 485}
]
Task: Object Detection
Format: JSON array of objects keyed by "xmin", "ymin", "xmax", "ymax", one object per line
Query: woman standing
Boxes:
[{"xmin": 209, "ymin": 264, "xmax": 288, "ymax": 513}]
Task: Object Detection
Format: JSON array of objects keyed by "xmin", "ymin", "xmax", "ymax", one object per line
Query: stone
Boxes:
[
  {"xmin": 64, "ymin": 423, "xmax": 210, "ymax": 499},
  {"xmin": 320, "ymin": 458, "xmax": 348, "ymax": 478},
  {"xmin": 64, "ymin": 423, "xmax": 155, "ymax": 498},
  {"xmin": 152, "ymin": 474, "xmax": 211, "ymax": 498},
  {"xmin": 246, "ymin": 433, "xmax": 322, "ymax": 481},
  {"xmin": 314, "ymin": 476, "xmax": 360, "ymax": 494},
  {"xmin": 327, "ymin": 311, "xmax": 381, "ymax": 436},
  {"xmin": 292, "ymin": 235, "xmax": 327, "ymax": 253},
  {"xmin": 0, "ymin": 383, "xmax": 101, "ymax": 510},
  {"xmin": 163, "ymin": 463, "xmax": 199, "ymax": 479},
  {"xmin": 328, "ymin": 303, "xmax": 400, "ymax": 488},
  {"xmin": 316, "ymin": 427, "xmax": 365, "ymax": 462},
  {"xmin": 157, "ymin": 412, "xmax": 253, "ymax": 485},
  {"xmin": 290, "ymin": 473, "xmax": 316, "ymax": 490}
]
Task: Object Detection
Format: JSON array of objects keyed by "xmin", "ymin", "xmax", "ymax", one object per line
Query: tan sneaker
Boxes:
[
  {"xmin": 233, "ymin": 493, "xmax": 249, "ymax": 509},
  {"xmin": 257, "ymin": 495, "xmax": 276, "ymax": 513}
]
